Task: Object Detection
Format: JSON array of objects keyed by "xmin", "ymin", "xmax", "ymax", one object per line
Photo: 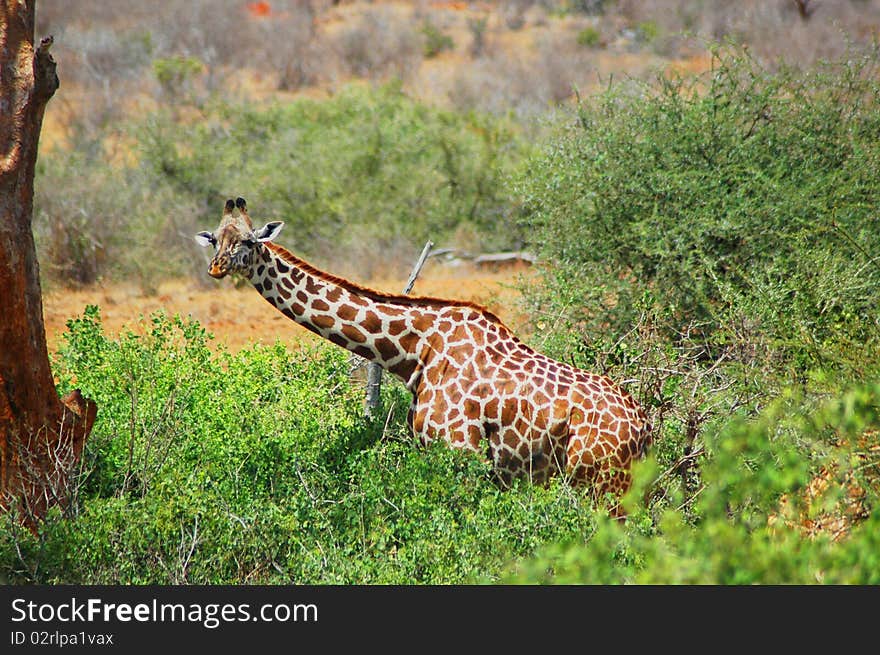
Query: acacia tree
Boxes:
[{"xmin": 0, "ymin": 0, "xmax": 96, "ymax": 523}]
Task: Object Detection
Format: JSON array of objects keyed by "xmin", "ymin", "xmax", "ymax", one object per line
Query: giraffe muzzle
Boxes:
[{"xmin": 208, "ymin": 261, "xmax": 228, "ymax": 279}]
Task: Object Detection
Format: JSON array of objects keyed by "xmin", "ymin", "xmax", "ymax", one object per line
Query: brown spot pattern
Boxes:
[{"xmin": 312, "ymin": 315, "xmax": 335, "ymax": 330}]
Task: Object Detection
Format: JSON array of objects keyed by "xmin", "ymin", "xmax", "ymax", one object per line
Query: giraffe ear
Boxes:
[
  {"xmin": 254, "ymin": 221, "xmax": 284, "ymax": 243},
  {"xmin": 194, "ymin": 231, "xmax": 216, "ymax": 248}
]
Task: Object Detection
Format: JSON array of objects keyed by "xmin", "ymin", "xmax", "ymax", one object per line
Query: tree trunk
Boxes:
[{"xmin": 0, "ymin": 1, "xmax": 96, "ymax": 524}]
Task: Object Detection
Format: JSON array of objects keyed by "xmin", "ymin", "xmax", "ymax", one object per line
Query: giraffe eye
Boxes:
[{"xmin": 242, "ymin": 238, "xmax": 256, "ymax": 248}]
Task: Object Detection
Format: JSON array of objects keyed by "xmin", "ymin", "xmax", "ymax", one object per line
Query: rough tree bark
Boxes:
[{"xmin": 0, "ymin": 0, "xmax": 96, "ymax": 524}]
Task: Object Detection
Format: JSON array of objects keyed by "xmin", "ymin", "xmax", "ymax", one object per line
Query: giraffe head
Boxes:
[{"xmin": 195, "ymin": 197, "xmax": 284, "ymax": 279}]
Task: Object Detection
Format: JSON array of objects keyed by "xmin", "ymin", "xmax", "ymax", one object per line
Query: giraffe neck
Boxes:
[{"xmin": 249, "ymin": 242, "xmax": 440, "ymax": 387}]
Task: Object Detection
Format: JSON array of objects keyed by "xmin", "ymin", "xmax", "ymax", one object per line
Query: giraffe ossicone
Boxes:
[{"xmin": 197, "ymin": 197, "xmax": 652, "ymax": 512}]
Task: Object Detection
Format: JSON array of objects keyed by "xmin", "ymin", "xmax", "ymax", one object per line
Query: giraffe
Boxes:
[{"xmin": 196, "ymin": 198, "xmax": 652, "ymax": 511}]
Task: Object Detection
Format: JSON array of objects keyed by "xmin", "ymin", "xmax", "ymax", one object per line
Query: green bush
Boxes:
[
  {"xmin": 576, "ymin": 27, "xmax": 602, "ymax": 48},
  {"xmin": 507, "ymin": 47, "xmax": 880, "ymax": 579},
  {"xmin": 3, "ymin": 309, "xmax": 874, "ymax": 584},
  {"xmin": 144, "ymin": 83, "xmax": 527, "ymax": 273},
  {"xmin": 34, "ymin": 84, "xmax": 527, "ymax": 287},
  {"xmin": 152, "ymin": 55, "xmax": 204, "ymax": 100},
  {"xmin": 0, "ymin": 308, "xmax": 598, "ymax": 584},
  {"xmin": 20, "ymin": 46, "xmax": 880, "ymax": 586},
  {"xmin": 510, "ymin": 383, "xmax": 880, "ymax": 584},
  {"xmin": 635, "ymin": 20, "xmax": 659, "ymax": 44},
  {"xmin": 516, "ymin": 48, "xmax": 880, "ymax": 381},
  {"xmin": 421, "ymin": 21, "xmax": 455, "ymax": 58}
]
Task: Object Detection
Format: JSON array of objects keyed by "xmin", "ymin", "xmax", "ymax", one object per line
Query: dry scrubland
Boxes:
[
  {"xmin": 35, "ymin": 0, "xmax": 880, "ymax": 344},
  {"xmin": 4, "ymin": 1, "xmax": 880, "ymax": 584}
]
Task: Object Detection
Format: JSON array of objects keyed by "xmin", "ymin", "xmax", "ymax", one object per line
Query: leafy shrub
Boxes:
[
  {"xmin": 152, "ymin": 55, "xmax": 204, "ymax": 101},
  {"xmin": 0, "ymin": 308, "xmax": 599, "ymax": 584},
  {"xmin": 509, "ymin": 47, "xmax": 880, "ymax": 578},
  {"xmin": 34, "ymin": 84, "xmax": 527, "ymax": 287},
  {"xmin": 2, "ymin": 308, "xmax": 875, "ymax": 584},
  {"xmin": 421, "ymin": 21, "xmax": 455, "ymax": 58},
  {"xmin": 576, "ymin": 27, "xmax": 602, "ymax": 48},
  {"xmin": 516, "ymin": 48, "xmax": 880, "ymax": 382},
  {"xmin": 510, "ymin": 383, "xmax": 880, "ymax": 584},
  {"xmin": 137, "ymin": 83, "xmax": 528, "ymax": 276},
  {"xmin": 635, "ymin": 20, "xmax": 659, "ymax": 43}
]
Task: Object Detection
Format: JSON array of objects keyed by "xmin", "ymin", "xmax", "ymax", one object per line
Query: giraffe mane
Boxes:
[{"xmin": 264, "ymin": 242, "xmax": 511, "ymax": 328}]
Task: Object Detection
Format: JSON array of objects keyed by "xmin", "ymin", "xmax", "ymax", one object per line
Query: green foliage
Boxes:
[
  {"xmin": 138, "ymin": 82, "xmax": 527, "ymax": 271},
  {"xmin": 4, "ymin": 308, "xmax": 874, "ymax": 585},
  {"xmin": 635, "ymin": 20, "xmax": 659, "ymax": 44},
  {"xmin": 510, "ymin": 384, "xmax": 880, "ymax": 584},
  {"xmin": 152, "ymin": 55, "xmax": 204, "ymax": 98},
  {"xmin": 505, "ymin": 47, "xmax": 880, "ymax": 584},
  {"xmin": 33, "ymin": 145, "xmax": 202, "ymax": 290},
  {"xmin": 421, "ymin": 21, "xmax": 455, "ymax": 58},
  {"xmin": 576, "ymin": 27, "xmax": 602, "ymax": 48},
  {"xmin": 33, "ymin": 83, "xmax": 528, "ymax": 288},
  {"xmin": 20, "ymin": 46, "xmax": 880, "ymax": 586},
  {"xmin": 516, "ymin": 48, "xmax": 880, "ymax": 381},
  {"xmin": 0, "ymin": 308, "xmax": 597, "ymax": 584}
]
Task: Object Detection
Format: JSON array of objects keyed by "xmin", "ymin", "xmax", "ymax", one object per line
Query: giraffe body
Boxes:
[{"xmin": 197, "ymin": 199, "xmax": 651, "ymax": 503}]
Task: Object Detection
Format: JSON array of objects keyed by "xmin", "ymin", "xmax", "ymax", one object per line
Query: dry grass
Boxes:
[
  {"xmin": 332, "ymin": 4, "xmax": 423, "ymax": 82},
  {"xmin": 37, "ymin": 1, "xmax": 880, "ymax": 130},
  {"xmin": 615, "ymin": 0, "xmax": 880, "ymax": 65}
]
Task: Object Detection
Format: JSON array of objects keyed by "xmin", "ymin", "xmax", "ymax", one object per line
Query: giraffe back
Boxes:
[{"xmin": 405, "ymin": 304, "xmax": 651, "ymax": 502}]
